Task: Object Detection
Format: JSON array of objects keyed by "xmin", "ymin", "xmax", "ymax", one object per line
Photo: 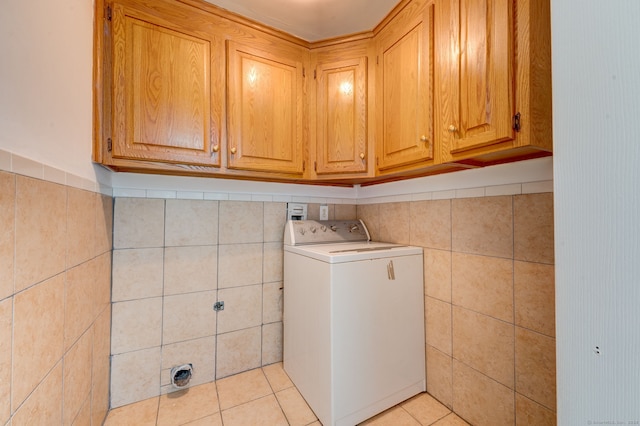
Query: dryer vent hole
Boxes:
[{"xmin": 171, "ymin": 364, "xmax": 193, "ymax": 388}]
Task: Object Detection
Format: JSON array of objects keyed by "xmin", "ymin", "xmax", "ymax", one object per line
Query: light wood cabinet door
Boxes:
[
  {"xmin": 436, "ymin": 0, "xmax": 514, "ymax": 161},
  {"xmin": 226, "ymin": 41, "xmax": 304, "ymax": 175},
  {"xmin": 376, "ymin": 1, "xmax": 434, "ymax": 173},
  {"xmin": 110, "ymin": 2, "xmax": 223, "ymax": 166},
  {"xmin": 315, "ymin": 56, "xmax": 368, "ymax": 175}
]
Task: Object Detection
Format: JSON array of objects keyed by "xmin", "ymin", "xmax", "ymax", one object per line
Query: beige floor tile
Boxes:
[
  {"xmin": 216, "ymin": 368, "xmax": 273, "ymax": 410},
  {"xmin": 221, "ymin": 394, "xmax": 288, "ymax": 426},
  {"xmin": 275, "ymin": 386, "xmax": 317, "ymax": 425},
  {"xmin": 157, "ymin": 382, "xmax": 220, "ymax": 426},
  {"xmin": 358, "ymin": 406, "xmax": 420, "ymax": 426},
  {"xmin": 184, "ymin": 412, "xmax": 224, "ymax": 426},
  {"xmin": 432, "ymin": 412, "xmax": 471, "ymax": 425},
  {"xmin": 401, "ymin": 392, "xmax": 451, "ymax": 425},
  {"xmin": 263, "ymin": 362, "xmax": 294, "ymax": 392},
  {"xmin": 104, "ymin": 397, "xmax": 159, "ymax": 426}
]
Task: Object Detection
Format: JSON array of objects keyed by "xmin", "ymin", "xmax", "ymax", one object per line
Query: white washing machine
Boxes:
[{"xmin": 283, "ymin": 220, "xmax": 425, "ymax": 426}]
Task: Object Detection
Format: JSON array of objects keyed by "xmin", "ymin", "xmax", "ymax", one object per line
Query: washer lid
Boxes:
[{"xmin": 284, "ymin": 241, "xmax": 422, "ymax": 263}]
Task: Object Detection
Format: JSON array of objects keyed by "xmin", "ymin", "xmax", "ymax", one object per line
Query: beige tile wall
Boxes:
[
  {"xmin": 358, "ymin": 192, "xmax": 556, "ymax": 426},
  {"xmin": 110, "ymin": 199, "xmax": 356, "ymax": 407},
  {"xmin": 0, "ymin": 171, "xmax": 112, "ymax": 425}
]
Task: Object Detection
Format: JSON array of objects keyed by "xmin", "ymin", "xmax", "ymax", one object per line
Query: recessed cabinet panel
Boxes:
[
  {"xmin": 316, "ymin": 57, "xmax": 367, "ymax": 175},
  {"xmin": 111, "ymin": 4, "xmax": 222, "ymax": 166},
  {"xmin": 436, "ymin": 0, "xmax": 514, "ymax": 160},
  {"xmin": 227, "ymin": 41, "xmax": 304, "ymax": 175},
  {"xmin": 376, "ymin": 2, "xmax": 434, "ymax": 173}
]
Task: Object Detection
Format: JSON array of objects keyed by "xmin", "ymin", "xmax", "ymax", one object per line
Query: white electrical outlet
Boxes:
[{"xmin": 319, "ymin": 205, "xmax": 329, "ymax": 220}]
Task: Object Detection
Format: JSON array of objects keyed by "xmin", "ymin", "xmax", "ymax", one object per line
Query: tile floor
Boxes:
[{"xmin": 104, "ymin": 363, "xmax": 469, "ymax": 426}]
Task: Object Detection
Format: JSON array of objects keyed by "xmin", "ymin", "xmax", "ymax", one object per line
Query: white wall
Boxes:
[
  {"xmin": 552, "ymin": 1, "xmax": 640, "ymax": 424},
  {"xmin": 0, "ymin": 0, "xmax": 98, "ymax": 181}
]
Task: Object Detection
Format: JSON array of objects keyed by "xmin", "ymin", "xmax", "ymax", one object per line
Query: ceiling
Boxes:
[{"xmin": 202, "ymin": 0, "xmax": 401, "ymax": 41}]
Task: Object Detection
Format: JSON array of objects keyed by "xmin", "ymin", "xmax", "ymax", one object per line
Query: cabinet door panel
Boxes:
[
  {"xmin": 227, "ymin": 42, "xmax": 304, "ymax": 175},
  {"xmin": 377, "ymin": 3, "xmax": 434, "ymax": 173},
  {"xmin": 111, "ymin": 4, "xmax": 221, "ymax": 166},
  {"xmin": 316, "ymin": 57, "xmax": 367, "ymax": 174},
  {"xmin": 438, "ymin": 0, "xmax": 514, "ymax": 158}
]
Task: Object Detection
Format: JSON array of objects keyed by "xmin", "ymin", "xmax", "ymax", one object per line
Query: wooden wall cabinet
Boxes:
[
  {"xmin": 99, "ymin": 0, "xmax": 224, "ymax": 169},
  {"xmin": 310, "ymin": 41, "xmax": 371, "ymax": 178},
  {"xmin": 226, "ymin": 41, "xmax": 306, "ymax": 176},
  {"xmin": 94, "ymin": 0, "xmax": 552, "ymax": 185},
  {"xmin": 434, "ymin": 0, "xmax": 552, "ymax": 165},
  {"xmin": 375, "ymin": 0, "xmax": 435, "ymax": 175}
]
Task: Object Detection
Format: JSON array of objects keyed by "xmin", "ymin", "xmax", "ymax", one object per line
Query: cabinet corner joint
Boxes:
[{"xmin": 512, "ymin": 112, "xmax": 521, "ymax": 132}]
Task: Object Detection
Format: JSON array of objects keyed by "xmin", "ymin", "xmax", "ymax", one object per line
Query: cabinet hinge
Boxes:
[
  {"xmin": 313, "ymin": 69, "xmax": 317, "ymax": 79},
  {"xmin": 106, "ymin": 5, "xmax": 112, "ymax": 21},
  {"xmin": 376, "ymin": 157, "xmax": 379, "ymax": 166},
  {"xmin": 302, "ymin": 160, "xmax": 305, "ymax": 171},
  {"xmin": 512, "ymin": 112, "xmax": 521, "ymax": 132},
  {"xmin": 302, "ymin": 68, "xmax": 305, "ymax": 78},
  {"xmin": 107, "ymin": 138, "xmax": 112, "ymax": 152},
  {"xmin": 376, "ymin": 56, "xmax": 379, "ymax": 65},
  {"xmin": 314, "ymin": 161, "xmax": 317, "ymax": 171}
]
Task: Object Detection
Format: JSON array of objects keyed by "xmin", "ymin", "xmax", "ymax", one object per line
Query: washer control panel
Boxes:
[{"xmin": 284, "ymin": 220, "xmax": 370, "ymax": 245}]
